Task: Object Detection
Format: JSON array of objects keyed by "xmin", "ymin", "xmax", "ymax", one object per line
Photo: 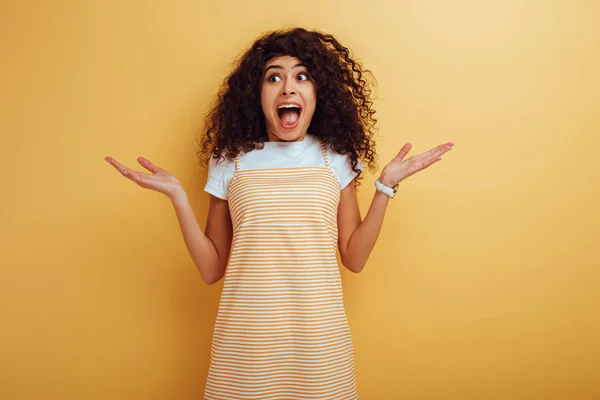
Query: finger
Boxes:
[
  {"xmin": 410, "ymin": 153, "xmax": 442, "ymax": 172},
  {"xmin": 393, "ymin": 143, "xmax": 412, "ymax": 161},
  {"xmin": 414, "ymin": 158, "xmax": 439, "ymax": 173},
  {"xmin": 137, "ymin": 157, "xmax": 161, "ymax": 174},
  {"xmin": 105, "ymin": 156, "xmax": 132, "ymax": 177},
  {"xmin": 124, "ymin": 168, "xmax": 152, "ymax": 182},
  {"xmin": 105, "ymin": 157, "xmax": 150, "ymax": 179},
  {"xmin": 428, "ymin": 142, "xmax": 454, "ymax": 159},
  {"xmin": 439, "ymin": 142, "xmax": 454, "ymax": 153},
  {"xmin": 424, "ymin": 156, "xmax": 442, "ymax": 168},
  {"xmin": 127, "ymin": 170, "xmax": 150, "ymax": 185},
  {"xmin": 430, "ymin": 143, "xmax": 450, "ymax": 155}
]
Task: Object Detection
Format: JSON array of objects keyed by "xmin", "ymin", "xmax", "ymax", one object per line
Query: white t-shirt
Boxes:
[{"xmin": 204, "ymin": 133, "xmax": 364, "ymax": 200}]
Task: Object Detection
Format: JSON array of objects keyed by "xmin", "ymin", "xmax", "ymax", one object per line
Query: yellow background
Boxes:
[{"xmin": 1, "ymin": 0, "xmax": 599, "ymax": 399}]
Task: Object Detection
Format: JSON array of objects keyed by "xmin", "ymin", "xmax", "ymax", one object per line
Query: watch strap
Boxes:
[{"xmin": 374, "ymin": 178, "xmax": 398, "ymax": 198}]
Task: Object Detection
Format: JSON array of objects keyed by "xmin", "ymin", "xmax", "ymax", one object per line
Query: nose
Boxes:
[{"xmin": 281, "ymin": 79, "xmax": 297, "ymax": 96}]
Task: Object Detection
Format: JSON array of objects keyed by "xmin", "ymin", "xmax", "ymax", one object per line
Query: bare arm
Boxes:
[
  {"xmin": 337, "ymin": 141, "xmax": 455, "ymax": 273},
  {"xmin": 337, "ymin": 181, "xmax": 389, "ymax": 273},
  {"xmin": 104, "ymin": 155, "xmax": 233, "ymax": 285},
  {"xmin": 172, "ymin": 191, "xmax": 232, "ymax": 285}
]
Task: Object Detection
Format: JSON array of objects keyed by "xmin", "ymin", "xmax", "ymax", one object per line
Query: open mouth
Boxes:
[{"xmin": 277, "ymin": 104, "xmax": 302, "ymax": 129}]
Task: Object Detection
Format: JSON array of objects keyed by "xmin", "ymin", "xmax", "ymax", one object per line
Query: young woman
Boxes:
[{"xmin": 105, "ymin": 27, "xmax": 453, "ymax": 399}]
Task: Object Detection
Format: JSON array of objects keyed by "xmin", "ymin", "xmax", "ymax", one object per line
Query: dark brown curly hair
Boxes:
[{"xmin": 197, "ymin": 27, "xmax": 378, "ymax": 185}]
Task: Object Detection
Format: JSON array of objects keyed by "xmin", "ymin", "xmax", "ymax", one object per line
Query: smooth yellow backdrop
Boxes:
[{"xmin": 1, "ymin": 0, "xmax": 598, "ymax": 399}]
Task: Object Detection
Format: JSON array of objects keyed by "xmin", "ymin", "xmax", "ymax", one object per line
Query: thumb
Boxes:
[
  {"xmin": 394, "ymin": 143, "xmax": 412, "ymax": 161},
  {"xmin": 137, "ymin": 157, "xmax": 161, "ymax": 174}
]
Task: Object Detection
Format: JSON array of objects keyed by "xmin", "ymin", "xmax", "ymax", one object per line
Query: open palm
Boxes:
[
  {"xmin": 380, "ymin": 141, "xmax": 454, "ymax": 186},
  {"xmin": 104, "ymin": 156, "xmax": 183, "ymax": 200}
]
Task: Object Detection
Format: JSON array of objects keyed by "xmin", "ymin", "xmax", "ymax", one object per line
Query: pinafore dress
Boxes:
[{"xmin": 204, "ymin": 141, "xmax": 359, "ymax": 399}]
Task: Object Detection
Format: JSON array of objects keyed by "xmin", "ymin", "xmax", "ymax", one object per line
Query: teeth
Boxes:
[{"xmin": 278, "ymin": 104, "xmax": 300, "ymax": 109}]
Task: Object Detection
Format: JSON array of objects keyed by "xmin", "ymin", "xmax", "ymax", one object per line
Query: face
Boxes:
[{"xmin": 260, "ymin": 55, "xmax": 316, "ymax": 142}]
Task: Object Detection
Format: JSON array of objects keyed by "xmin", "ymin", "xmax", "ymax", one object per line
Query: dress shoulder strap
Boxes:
[
  {"xmin": 319, "ymin": 141, "xmax": 330, "ymax": 168},
  {"xmin": 234, "ymin": 154, "xmax": 240, "ymax": 172}
]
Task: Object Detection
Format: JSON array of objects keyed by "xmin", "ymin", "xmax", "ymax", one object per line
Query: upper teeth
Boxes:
[{"xmin": 278, "ymin": 104, "xmax": 300, "ymax": 109}]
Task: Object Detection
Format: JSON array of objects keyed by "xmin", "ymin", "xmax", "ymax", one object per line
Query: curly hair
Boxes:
[{"xmin": 197, "ymin": 27, "xmax": 378, "ymax": 185}]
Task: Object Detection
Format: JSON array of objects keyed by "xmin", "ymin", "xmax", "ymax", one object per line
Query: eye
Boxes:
[
  {"xmin": 298, "ymin": 73, "xmax": 309, "ymax": 81},
  {"xmin": 268, "ymin": 74, "xmax": 282, "ymax": 82}
]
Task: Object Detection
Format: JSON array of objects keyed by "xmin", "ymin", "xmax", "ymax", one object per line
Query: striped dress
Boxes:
[{"xmin": 204, "ymin": 141, "xmax": 359, "ymax": 399}]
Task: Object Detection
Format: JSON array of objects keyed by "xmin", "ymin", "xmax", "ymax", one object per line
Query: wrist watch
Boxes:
[{"xmin": 374, "ymin": 178, "xmax": 399, "ymax": 198}]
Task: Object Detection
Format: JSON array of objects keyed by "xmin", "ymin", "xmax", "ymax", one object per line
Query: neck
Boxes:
[{"xmin": 266, "ymin": 132, "xmax": 308, "ymax": 142}]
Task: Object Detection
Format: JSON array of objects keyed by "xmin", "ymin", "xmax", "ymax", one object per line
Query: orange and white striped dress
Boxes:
[{"xmin": 204, "ymin": 140, "xmax": 359, "ymax": 399}]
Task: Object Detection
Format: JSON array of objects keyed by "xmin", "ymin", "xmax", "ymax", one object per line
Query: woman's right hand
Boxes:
[{"xmin": 104, "ymin": 156, "xmax": 184, "ymax": 201}]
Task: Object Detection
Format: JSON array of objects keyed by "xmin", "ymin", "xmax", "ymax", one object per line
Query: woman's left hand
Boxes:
[{"xmin": 379, "ymin": 141, "xmax": 454, "ymax": 187}]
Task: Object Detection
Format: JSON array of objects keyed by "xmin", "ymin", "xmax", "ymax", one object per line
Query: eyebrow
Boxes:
[{"xmin": 265, "ymin": 63, "xmax": 307, "ymax": 72}]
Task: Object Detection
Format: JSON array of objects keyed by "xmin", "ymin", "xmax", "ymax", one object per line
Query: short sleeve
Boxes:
[
  {"xmin": 204, "ymin": 155, "xmax": 236, "ymax": 200},
  {"xmin": 328, "ymin": 149, "xmax": 365, "ymax": 190}
]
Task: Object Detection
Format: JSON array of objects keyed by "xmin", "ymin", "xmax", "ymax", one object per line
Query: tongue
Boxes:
[{"xmin": 279, "ymin": 109, "xmax": 300, "ymax": 125}]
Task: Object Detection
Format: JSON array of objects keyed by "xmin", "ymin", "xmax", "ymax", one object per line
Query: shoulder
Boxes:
[
  {"xmin": 325, "ymin": 145, "xmax": 364, "ymax": 173},
  {"xmin": 204, "ymin": 153, "xmax": 237, "ymax": 200},
  {"xmin": 323, "ymin": 143, "xmax": 365, "ymax": 190},
  {"xmin": 208, "ymin": 153, "xmax": 236, "ymax": 172},
  {"xmin": 207, "ymin": 153, "xmax": 237, "ymax": 181}
]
